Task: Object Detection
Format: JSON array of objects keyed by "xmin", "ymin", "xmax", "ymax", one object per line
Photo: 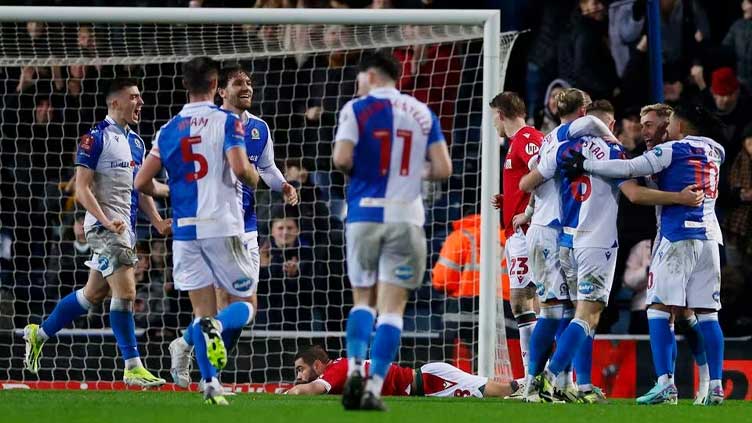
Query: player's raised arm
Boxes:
[{"xmin": 619, "ymin": 180, "xmax": 704, "ymax": 206}]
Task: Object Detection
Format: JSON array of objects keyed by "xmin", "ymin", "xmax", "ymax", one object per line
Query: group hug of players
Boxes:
[{"xmin": 20, "ymin": 50, "xmax": 725, "ymax": 408}]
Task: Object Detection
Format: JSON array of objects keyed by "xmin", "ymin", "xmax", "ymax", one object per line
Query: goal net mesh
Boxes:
[{"xmin": 0, "ymin": 18, "xmax": 519, "ymax": 388}]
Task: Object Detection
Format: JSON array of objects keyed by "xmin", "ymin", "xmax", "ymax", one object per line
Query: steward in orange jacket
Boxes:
[{"xmin": 431, "ymin": 214, "xmax": 510, "ymax": 301}]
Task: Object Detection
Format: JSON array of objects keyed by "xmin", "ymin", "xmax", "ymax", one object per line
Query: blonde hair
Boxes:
[
  {"xmin": 639, "ymin": 103, "xmax": 673, "ymax": 119},
  {"xmin": 555, "ymin": 88, "xmax": 592, "ymax": 117}
]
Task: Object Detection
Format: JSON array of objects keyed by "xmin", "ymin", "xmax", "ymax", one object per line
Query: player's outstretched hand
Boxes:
[
  {"xmin": 562, "ymin": 150, "xmax": 586, "ymax": 179},
  {"xmin": 511, "ymin": 212, "xmax": 530, "ymax": 231},
  {"xmin": 491, "ymin": 193, "xmax": 503, "ymax": 210},
  {"xmin": 678, "ymin": 184, "xmax": 704, "ymax": 207},
  {"xmin": 105, "ymin": 219, "xmax": 126, "ymax": 235},
  {"xmin": 282, "ymin": 182, "xmax": 299, "ymax": 206},
  {"xmin": 155, "ymin": 218, "xmax": 173, "ymax": 236}
]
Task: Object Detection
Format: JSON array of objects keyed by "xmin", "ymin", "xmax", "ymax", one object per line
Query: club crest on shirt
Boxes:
[
  {"xmin": 251, "ymin": 127, "xmax": 260, "ymax": 140},
  {"xmin": 79, "ymin": 134, "xmax": 94, "ymax": 152}
]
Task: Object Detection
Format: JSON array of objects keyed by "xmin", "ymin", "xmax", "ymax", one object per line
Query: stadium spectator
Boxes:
[
  {"xmin": 50, "ymin": 214, "xmax": 91, "ymax": 290},
  {"xmin": 701, "ymin": 67, "xmax": 752, "ymax": 157},
  {"xmin": 558, "ymin": 0, "xmax": 618, "ymax": 101},
  {"xmin": 722, "ymin": 0, "xmax": 752, "ymax": 89},
  {"xmin": 608, "ymin": 0, "xmax": 645, "ymax": 79},
  {"xmin": 393, "ymin": 24, "xmax": 461, "ymax": 143},
  {"xmin": 534, "ymin": 78, "xmax": 570, "ymax": 133},
  {"xmin": 257, "ymin": 212, "xmax": 317, "ymax": 330},
  {"xmin": 723, "ymin": 124, "xmax": 752, "ymax": 269}
]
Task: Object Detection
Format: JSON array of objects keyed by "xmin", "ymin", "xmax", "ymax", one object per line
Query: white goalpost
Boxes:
[{"xmin": 0, "ymin": 6, "xmax": 518, "ymax": 387}]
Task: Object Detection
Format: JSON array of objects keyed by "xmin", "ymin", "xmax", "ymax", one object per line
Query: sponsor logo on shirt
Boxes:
[
  {"xmin": 109, "ymin": 160, "xmax": 136, "ymax": 169},
  {"xmin": 525, "ymin": 143, "xmax": 539, "ymax": 155},
  {"xmin": 653, "ymin": 147, "xmax": 663, "ymax": 157},
  {"xmin": 504, "ymin": 158, "xmax": 512, "ymax": 169}
]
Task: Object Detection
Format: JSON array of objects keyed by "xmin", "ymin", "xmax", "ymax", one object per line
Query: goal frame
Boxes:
[{"xmin": 0, "ymin": 5, "xmax": 505, "ymax": 378}]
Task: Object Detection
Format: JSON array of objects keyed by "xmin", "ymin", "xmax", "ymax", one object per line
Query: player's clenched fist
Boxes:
[{"xmin": 105, "ymin": 219, "xmax": 126, "ymax": 235}]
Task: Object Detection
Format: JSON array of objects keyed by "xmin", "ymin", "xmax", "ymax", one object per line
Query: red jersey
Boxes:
[
  {"xmin": 502, "ymin": 126, "xmax": 543, "ymax": 237},
  {"xmin": 315, "ymin": 358, "xmax": 415, "ymax": 396}
]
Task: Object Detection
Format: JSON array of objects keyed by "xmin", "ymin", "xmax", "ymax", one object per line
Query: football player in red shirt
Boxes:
[
  {"xmin": 489, "ymin": 92, "xmax": 543, "ymax": 398},
  {"xmin": 286, "ymin": 345, "xmax": 517, "ymax": 398}
]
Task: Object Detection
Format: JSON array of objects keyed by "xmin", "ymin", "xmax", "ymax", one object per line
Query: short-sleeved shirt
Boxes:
[
  {"xmin": 334, "ymin": 87, "xmax": 445, "ymax": 227},
  {"xmin": 502, "ymin": 126, "xmax": 543, "ymax": 237},
  {"xmin": 75, "ymin": 115, "xmax": 145, "ymax": 238},
  {"xmin": 314, "ymin": 358, "xmax": 415, "ymax": 396},
  {"xmin": 150, "ymin": 101, "xmax": 246, "ymax": 241}
]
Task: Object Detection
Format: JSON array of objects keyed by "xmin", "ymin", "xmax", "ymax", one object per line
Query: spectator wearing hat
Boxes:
[{"xmin": 702, "ymin": 67, "xmax": 752, "ymax": 158}]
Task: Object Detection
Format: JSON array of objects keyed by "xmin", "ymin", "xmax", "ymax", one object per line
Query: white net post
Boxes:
[{"xmin": 0, "ymin": 6, "xmax": 518, "ymax": 387}]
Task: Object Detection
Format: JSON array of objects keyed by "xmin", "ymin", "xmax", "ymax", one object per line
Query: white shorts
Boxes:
[
  {"xmin": 418, "ymin": 362, "xmax": 487, "ymax": 398},
  {"xmin": 526, "ymin": 225, "xmax": 569, "ymax": 302},
  {"xmin": 560, "ymin": 246, "xmax": 617, "ymax": 303},
  {"xmin": 173, "ymin": 235, "xmax": 257, "ymax": 298},
  {"xmin": 346, "ymin": 222, "xmax": 427, "ymax": 290},
  {"xmin": 505, "ymin": 230, "xmax": 533, "ymax": 290},
  {"xmin": 647, "ymin": 237, "xmax": 721, "ymax": 310}
]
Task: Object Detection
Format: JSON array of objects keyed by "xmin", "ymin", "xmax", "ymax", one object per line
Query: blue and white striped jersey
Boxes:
[
  {"xmin": 151, "ymin": 101, "xmax": 246, "ymax": 241},
  {"xmin": 584, "ymin": 136, "xmax": 724, "ymax": 243},
  {"xmin": 334, "ymin": 87, "xmax": 445, "ymax": 226},
  {"xmin": 75, "ymin": 115, "xmax": 145, "ymax": 243}
]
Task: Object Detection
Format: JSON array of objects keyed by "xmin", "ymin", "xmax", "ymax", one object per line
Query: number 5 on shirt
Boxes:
[{"xmin": 180, "ymin": 135, "xmax": 208, "ymax": 182}]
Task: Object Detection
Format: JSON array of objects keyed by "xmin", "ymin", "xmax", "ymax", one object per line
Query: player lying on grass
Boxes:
[{"xmin": 286, "ymin": 345, "xmax": 517, "ymax": 398}]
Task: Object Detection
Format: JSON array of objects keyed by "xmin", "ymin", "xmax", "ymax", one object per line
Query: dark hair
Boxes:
[
  {"xmin": 107, "ymin": 78, "xmax": 139, "ymax": 98},
  {"xmin": 672, "ymin": 104, "xmax": 725, "ymax": 139},
  {"xmin": 586, "ymin": 99, "xmax": 615, "ymax": 116},
  {"xmin": 294, "ymin": 345, "xmax": 330, "ymax": 366},
  {"xmin": 358, "ymin": 51, "xmax": 400, "ymax": 82},
  {"xmin": 489, "ymin": 91, "xmax": 526, "ymax": 119},
  {"xmin": 182, "ymin": 56, "xmax": 220, "ymax": 95},
  {"xmin": 218, "ymin": 65, "xmax": 251, "ymax": 89}
]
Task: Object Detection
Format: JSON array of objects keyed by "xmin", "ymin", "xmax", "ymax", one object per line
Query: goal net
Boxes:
[{"xmin": 0, "ymin": 8, "xmax": 519, "ymax": 390}]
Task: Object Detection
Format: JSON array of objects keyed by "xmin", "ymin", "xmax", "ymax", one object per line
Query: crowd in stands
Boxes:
[{"xmin": 0, "ymin": 0, "xmax": 750, "ymax": 340}]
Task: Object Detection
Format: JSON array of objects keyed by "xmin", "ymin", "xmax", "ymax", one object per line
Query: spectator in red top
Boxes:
[
  {"xmin": 393, "ymin": 25, "xmax": 461, "ymax": 143},
  {"xmin": 285, "ymin": 345, "xmax": 516, "ymax": 398}
]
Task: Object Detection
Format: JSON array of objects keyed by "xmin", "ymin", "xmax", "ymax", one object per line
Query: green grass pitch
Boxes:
[{"xmin": 0, "ymin": 391, "xmax": 750, "ymax": 423}]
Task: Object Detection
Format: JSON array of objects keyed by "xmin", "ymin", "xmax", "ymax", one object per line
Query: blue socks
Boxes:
[
  {"xmin": 574, "ymin": 335, "xmax": 593, "ymax": 388},
  {"xmin": 647, "ymin": 309, "xmax": 673, "ymax": 384},
  {"xmin": 182, "ymin": 302, "xmax": 254, "ymax": 351},
  {"xmin": 677, "ymin": 315, "xmax": 708, "ymax": 367},
  {"xmin": 216, "ymin": 302, "xmax": 253, "ymax": 350},
  {"xmin": 548, "ymin": 318, "xmax": 590, "ymax": 376},
  {"xmin": 109, "ymin": 298, "xmax": 140, "ymax": 361},
  {"xmin": 670, "ymin": 324, "xmax": 677, "ymax": 375},
  {"xmin": 366, "ymin": 313, "xmax": 403, "ymax": 395},
  {"xmin": 527, "ymin": 305, "xmax": 562, "ymax": 377},
  {"xmin": 345, "ymin": 305, "xmax": 376, "ymax": 375},
  {"xmin": 191, "ymin": 318, "xmax": 217, "ymax": 381},
  {"xmin": 40, "ymin": 289, "xmax": 91, "ymax": 338},
  {"xmin": 698, "ymin": 313, "xmax": 724, "ymax": 382}
]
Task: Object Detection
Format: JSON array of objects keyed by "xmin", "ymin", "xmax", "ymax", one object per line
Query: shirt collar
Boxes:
[
  {"xmin": 368, "ymin": 87, "xmax": 400, "ymax": 97},
  {"xmin": 183, "ymin": 101, "xmax": 216, "ymax": 109},
  {"xmin": 105, "ymin": 115, "xmax": 131, "ymax": 137}
]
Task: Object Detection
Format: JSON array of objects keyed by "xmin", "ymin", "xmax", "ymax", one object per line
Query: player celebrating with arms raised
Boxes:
[
  {"xmin": 489, "ymin": 92, "xmax": 542, "ymax": 397},
  {"xmin": 167, "ymin": 65, "xmax": 299, "ymax": 389},
  {"xmin": 23, "ymin": 78, "xmax": 170, "ymax": 388},
  {"xmin": 564, "ymin": 105, "xmax": 726, "ymax": 405},
  {"xmin": 333, "ymin": 51, "xmax": 452, "ymax": 411},
  {"xmin": 136, "ymin": 57, "xmax": 259, "ymax": 405}
]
